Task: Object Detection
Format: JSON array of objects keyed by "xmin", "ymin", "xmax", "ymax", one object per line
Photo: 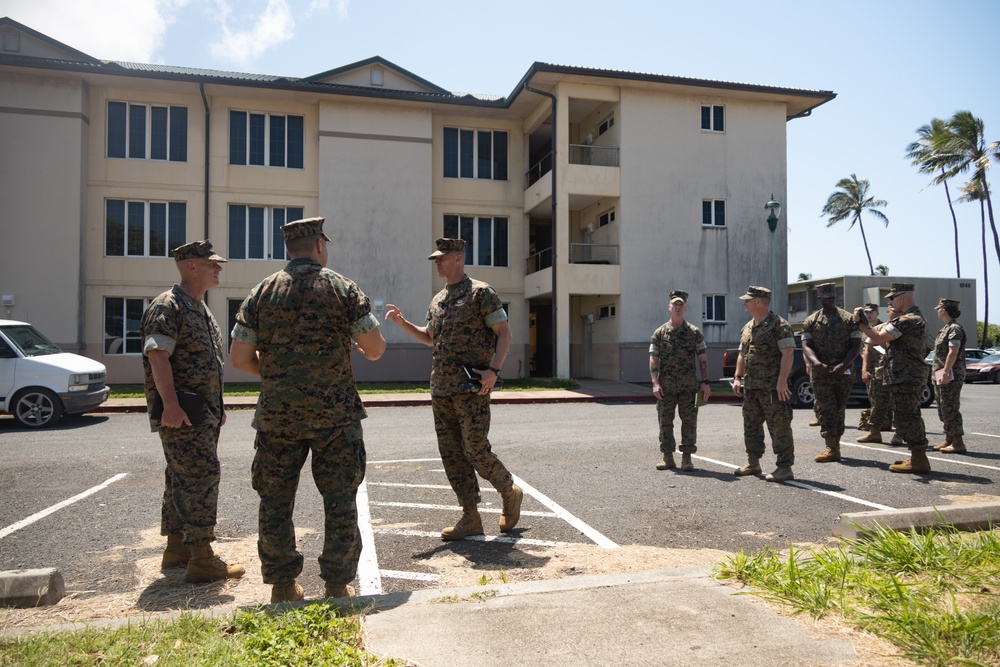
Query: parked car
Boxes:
[
  {"xmin": 964, "ymin": 353, "xmax": 1000, "ymax": 384},
  {"xmin": 0, "ymin": 319, "xmax": 109, "ymax": 427},
  {"xmin": 924, "ymin": 348, "xmax": 990, "ymax": 364},
  {"xmin": 721, "ymin": 342, "xmax": 934, "ymax": 410}
]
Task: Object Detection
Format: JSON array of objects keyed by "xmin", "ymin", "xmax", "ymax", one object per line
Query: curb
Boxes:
[
  {"xmin": 0, "ymin": 568, "xmax": 65, "ymax": 609},
  {"xmin": 835, "ymin": 502, "xmax": 1000, "ymax": 540}
]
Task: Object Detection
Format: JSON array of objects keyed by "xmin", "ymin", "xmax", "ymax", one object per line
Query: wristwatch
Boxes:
[
  {"xmin": 488, "ymin": 366, "xmax": 501, "ymax": 376},
  {"xmin": 700, "ymin": 380, "xmax": 710, "ymax": 385},
  {"xmin": 734, "ymin": 375, "xmax": 743, "ymax": 381}
]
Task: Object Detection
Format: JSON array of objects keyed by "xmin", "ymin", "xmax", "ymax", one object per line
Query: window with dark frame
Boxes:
[
  {"xmin": 229, "ymin": 110, "xmax": 304, "ymax": 168},
  {"xmin": 107, "ymin": 102, "xmax": 187, "ymax": 161},
  {"xmin": 443, "ymin": 214, "xmax": 509, "ymax": 267},
  {"xmin": 443, "ymin": 127, "xmax": 508, "ymax": 180},
  {"xmin": 598, "ymin": 209, "xmax": 616, "ymax": 227}
]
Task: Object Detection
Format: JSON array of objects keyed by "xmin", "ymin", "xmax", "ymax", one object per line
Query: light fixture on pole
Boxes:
[{"xmin": 765, "ymin": 195, "xmax": 781, "ymax": 294}]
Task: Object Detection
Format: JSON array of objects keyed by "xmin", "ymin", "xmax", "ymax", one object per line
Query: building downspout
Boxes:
[
  {"xmin": 522, "ymin": 83, "xmax": 558, "ymax": 378},
  {"xmin": 199, "ymin": 84, "xmax": 210, "ymax": 240}
]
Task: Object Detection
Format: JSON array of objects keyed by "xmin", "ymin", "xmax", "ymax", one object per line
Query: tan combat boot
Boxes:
[
  {"xmin": 184, "ymin": 544, "xmax": 246, "ymax": 583},
  {"xmin": 734, "ymin": 456, "xmax": 762, "ymax": 476},
  {"xmin": 681, "ymin": 453, "xmax": 694, "ymax": 471},
  {"xmin": 809, "ymin": 416, "xmax": 820, "ymax": 426},
  {"xmin": 161, "ymin": 532, "xmax": 190, "ymax": 570},
  {"xmin": 270, "ymin": 581, "xmax": 304, "ymax": 603},
  {"xmin": 889, "ymin": 449, "xmax": 931, "ymax": 474},
  {"xmin": 815, "ymin": 437, "xmax": 842, "ymax": 463},
  {"xmin": 858, "ymin": 409, "xmax": 871, "ymax": 431},
  {"xmin": 766, "ymin": 466, "xmax": 794, "ymax": 483},
  {"xmin": 655, "ymin": 453, "xmax": 676, "ymax": 470},
  {"xmin": 499, "ymin": 484, "xmax": 523, "ymax": 533},
  {"xmin": 324, "ymin": 582, "xmax": 356, "ymax": 598},
  {"xmin": 857, "ymin": 429, "xmax": 882, "ymax": 443},
  {"xmin": 441, "ymin": 506, "xmax": 484, "ymax": 541},
  {"xmin": 940, "ymin": 435, "xmax": 967, "ymax": 453}
]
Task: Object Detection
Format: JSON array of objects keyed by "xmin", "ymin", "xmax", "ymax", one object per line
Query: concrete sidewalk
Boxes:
[
  {"xmin": 95, "ymin": 378, "xmax": 667, "ymax": 413},
  {"xmin": 361, "ymin": 566, "xmax": 856, "ymax": 667}
]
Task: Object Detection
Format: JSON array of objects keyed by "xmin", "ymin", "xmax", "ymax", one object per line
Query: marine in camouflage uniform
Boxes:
[
  {"xmin": 800, "ymin": 283, "xmax": 862, "ymax": 462},
  {"xmin": 230, "ymin": 217, "xmax": 385, "ymax": 602},
  {"xmin": 854, "ymin": 283, "xmax": 930, "ymax": 474},
  {"xmin": 731, "ymin": 286, "xmax": 796, "ymax": 482},
  {"xmin": 858, "ymin": 307, "xmax": 895, "ymax": 443},
  {"xmin": 386, "ymin": 238, "xmax": 522, "ymax": 541},
  {"xmin": 141, "ymin": 240, "xmax": 244, "ymax": 583},
  {"xmin": 649, "ymin": 290, "xmax": 710, "ymax": 472},
  {"xmin": 931, "ymin": 298, "xmax": 967, "ymax": 453}
]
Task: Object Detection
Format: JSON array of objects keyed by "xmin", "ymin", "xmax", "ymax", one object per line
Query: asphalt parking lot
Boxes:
[{"xmin": 1, "ymin": 384, "xmax": 998, "ymax": 602}]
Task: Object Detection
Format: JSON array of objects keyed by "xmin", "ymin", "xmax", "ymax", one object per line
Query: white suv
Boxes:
[{"xmin": 0, "ymin": 320, "xmax": 109, "ymax": 427}]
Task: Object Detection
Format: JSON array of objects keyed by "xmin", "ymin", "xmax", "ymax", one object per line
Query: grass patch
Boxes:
[
  {"xmin": 715, "ymin": 524, "xmax": 1000, "ymax": 666},
  {"xmin": 108, "ymin": 378, "xmax": 579, "ymax": 399},
  {"xmin": 0, "ymin": 602, "xmax": 403, "ymax": 666}
]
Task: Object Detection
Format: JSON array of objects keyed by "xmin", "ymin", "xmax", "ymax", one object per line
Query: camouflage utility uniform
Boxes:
[
  {"xmin": 739, "ymin": 312, "xmax": 796, "ymax": 467},
  {"xmin": 884, "ymin": 307, "xmax": 929, "ymax": 450},
  {"xmin": 650, "ymin": 320, "xmax": 706, "ymax": 455},
  {"xmin": 932, "ymin": 320, "xmax": 966, "ymax": 438},
  {"xmin": 801, "ymin": 307, "xmax": 861, "ymax": 440},
  {"xmin": 428, "ymin": 275, "xmax": 515, "ymax": 507},
  {"xmin": 232, "ymin": 257, "xmax": 379, "ymax": 587},
  {"xmin": 141, "ymin": 285, "xmax": 225, "ymax": 547},
  {"xmin": 866, "ymin": 324, "xmax": 894, "ymax": 430}
]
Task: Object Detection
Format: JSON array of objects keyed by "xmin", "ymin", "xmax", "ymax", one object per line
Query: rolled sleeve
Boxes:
[
  {"xmin": 777, "ymin": 337, "xmax": 796, "ymax": 350},
  {"xmin": 350, "ymin": 312, "xmax": 380, "ymax": 340},
  {"xmin": 648, "ymin": 343, "xmax": 658, "ymax": 354},
  {"xmin": 143, "ymin": 334, "xmax": 175, "ymax": 356},
  {"xmin": 850, "ymin": 330, "xmax": 863, "ymax": 339},
  {"xmin": 884, "ymin": 323, "xmax": 902, "ymax": 340},
  {"xmin": 948, "ymin": 339, "xmax": 961, "ymax": 348},
  {"xmin": 230, "ymin": 322, "xmax": 257, "ymax": 345},
  {"xmin": 484, "ymin": 308, "xmax": 508, "ymax": 329}
]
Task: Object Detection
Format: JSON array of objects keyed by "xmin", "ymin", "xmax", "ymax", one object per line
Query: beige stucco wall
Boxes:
[
  {"xmin": 616, "ymin": 89, "xmax": 787, "ymax": 381},
  {"xmin": 0, "ymin": 71, "xmax": 88, "ymax": 348}
]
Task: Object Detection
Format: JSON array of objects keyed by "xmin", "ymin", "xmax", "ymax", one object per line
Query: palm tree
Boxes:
[
  {"xmin": 958, "ymin": 180, "xmax": 991, "ymax": 348},
  {"xmin": 874, "ymin": 265, "xmax": 889, "ymax": 276},
  {"xmin": 797, "ymin": 272, "xmax": 812, "ymax": 281},
  {"xmin": 906, "ymin": 118, "xmax": 962, "ymax": 277},
  {"xmin": 935, "ymin": 111, "xmax": 1000, "ymax": 269},
  {"xmin": 821, "ymin": 174, "xmax": 889, "ymax": 275}
]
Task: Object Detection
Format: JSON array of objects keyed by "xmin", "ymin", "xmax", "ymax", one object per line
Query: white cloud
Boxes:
[
  {"xmin": 0, "ymin": 0, "xmax": 188, "ymax": 62},
  {"xmin": 306, "ymin": 0, "xmax": 348, "ymax": 21},
  {"xmin": 209, "ymin": 0, "xmax": 295, "ymax": 66}
]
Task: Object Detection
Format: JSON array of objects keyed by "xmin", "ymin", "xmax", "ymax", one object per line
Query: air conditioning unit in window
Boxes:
[{"xmin": 583, "ymin": 133, "xmax": 594, "ymax": 145}]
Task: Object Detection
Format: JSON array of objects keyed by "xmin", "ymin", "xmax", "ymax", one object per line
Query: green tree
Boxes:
[
  {"xmin": 797, "ymin": 272, "xmax": 812, "ymax": 281},
  {"xmin": 935, "ymin": 111, "xmax": 1000, "ymax": 269},
  {"xmin": 821, "ymin": 174, "xmax": 889, "ymax": 275},
  {"xmin": 874, "ymin": 264, "xmax": 889, "ymax": 276},
  {"xmin": 958, "ymin": 179, "xmax": 992, "ymax": 348},
  {"xmin": 906, "ymin": 118, "xmax": 962, "ymax": 276}
]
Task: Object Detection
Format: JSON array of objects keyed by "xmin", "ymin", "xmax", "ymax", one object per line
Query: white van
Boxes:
[{"xmin": 0, "ymin": 319, "xmax": 110, "ymax": 427}]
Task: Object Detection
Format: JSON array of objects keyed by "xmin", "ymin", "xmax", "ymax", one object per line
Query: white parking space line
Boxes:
[
  {"xmin": 844, "ymin": 442, "xmax": 1000, "ymax": 472},
  {"xmin": 511, "ymin": 474, "xmax": 620, "ymax": 550},
  {"xmin": 355, "ymin": 479, "xmax": 382, "ymax": 596},
  {"xmin": 368, "ymin": 482, "xmax": 494, "ymax": 492},
  {"xmin": 381, "ymin": 569, "xmax": 440, "ymax": 582},
  {"xmin": 371, "ymin": 501, "xmax": 557, "ymax": 518},
  {"xmin": 369, "ymin": 458, "xmax": 441, "ymax": 464},
  {"xmin": 375, "ymin": 528, "xmax": 574, "ymax": 548},
  {"xmin": 970, "ymin": 432, "xmax": 1000, "ymax": 439},
  {"xmin": 0, "ymin": 473, "xmax": 128, "ymax": 540},
  {"xmin": 784, "ymin": 481, "xmax": 895, "ymax": 511},
  {"xmin": 694, "ymin": 454, "xmax": 896, "ymax": 511}
]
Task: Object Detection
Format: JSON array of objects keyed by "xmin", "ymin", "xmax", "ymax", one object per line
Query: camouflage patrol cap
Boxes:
[
  {"xmin": 862, "ymin": 303, "xmax": 879, "ymax": 312},
  {"xmin": 428, "ymin": 237, "xmax": 465, "ymax": 260},
  {"xmin": 669, "ymin": 290, "xmax": 688, "ymax": 304},
  {"xmin": 738, "ymin": 285, "xmax": 771, "ymax": 301},
  {"xmin": 172, "ymin": 240, "xmax": 228, "ymax": 262},
  {"xmin": 815, "ymin": 282, "xmax": 837, "ymax": 299},
  {"xmin": 281, "ymin": 216, "xmax": 331, "ymax": 242},
  {"xmin": 884, "ymin": 282, "xmax": 914, "ymax": 298},
  {"xmin": 935, "ymin": 298, "xmax": 959, "ymax": 310}
]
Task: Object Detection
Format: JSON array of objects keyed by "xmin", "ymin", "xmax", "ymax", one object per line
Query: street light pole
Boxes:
[{"xmin": 765, "ymin": 195, "xmax": 781, "ymax": 296}]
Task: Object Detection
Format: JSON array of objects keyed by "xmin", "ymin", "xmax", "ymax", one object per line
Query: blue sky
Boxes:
[{"xmin": 3, "ymin": 0, "xmax": 998, "ymax": 317}]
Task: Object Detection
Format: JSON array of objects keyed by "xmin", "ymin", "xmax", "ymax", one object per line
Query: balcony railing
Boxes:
[
  {"xmin": 525, "ymin": 152, "xmax": 553, "ymax": 188},
  {"xmin": 526, "ymin": 247, "xmax": 553, "ymax": 274},
  {"xmin": 570, "ymin": 243, "xmax": 619, "ymax": 265},
  {"xmin": 569, "ymin": 144, "xmax": 619, "ymax": 167}
]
